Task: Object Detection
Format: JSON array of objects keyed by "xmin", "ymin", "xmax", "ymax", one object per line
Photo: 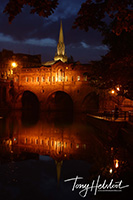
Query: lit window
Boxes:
[
  {"xmin": 65, "ymin": 142, "xmax": 67, "ymax": 148},
  {"xmin": 83, "ymin": 144, "xmax": 86, "ymax": 149},
  {"xmin": 25, "ymin": 138, "xmax": 27, "ymax": 144},
  {"xmin": 66, "ymin": 67, "xmax": 68, "ymax": 69},
  {"xmin": 32, "ymin": 77, "xmax": 34, "ymax": 82},
  {"xmin": 84, "ymin": 76, "xmax": 87, "ymax": 81},
  {"xmin": 58, "ymin": 76, "xmax": 62, "ymax": 82},
  {"xmin": 52, "ymin": 140, "xmax": 54, "ymax": 146},
  {"xmin": 57, "ymin": 142, "xmax": 61, "ymax": 147},
  {"xmin": 42, "ymin": 77, "xmax": 45, "ymax": 82},
  {"xmin": 65, "ymin": 76, "xmax": 68, "ymax": 81},
  {"xmin": 26, "ymin": 77, "xmax": 28, "ymax": 82},
  {"xmin": 53, "ymin": 76, "xmax": 55, "ymax": 82},
  {"xmin": 15, "ymin": 77, "xmax": 18, "ymax": 82},
  {"xmin": 35, "ymin": 139, "xmax": 38, "ymax": 144},
  {"xmin": 56, "ymin": 75, "xmax": 58, "ymax": 82},
  {"xmin": 62, "ymin": 73, "xmax": 65, "ymax": 81},
  {"xmin": 77, "ymin": 76, "xmax": 80, "ymax": 81},
  {"xmin": 36, "ymin": 77, "xmax": 39, "ymax": 82},
  {"xmin": 40, "ymin": 139, "xmax": 44, "ymax": 145},
  {"xmin": 55, "ymin": 141, "xmax": 57, "ymax": 147},
  {"xmin": 76, "ymin": 144, "xmax": 79, "ymax": 149},
  {"xmin": 48, "ymin": 77, "xmax": 50, "ymax": 82}
]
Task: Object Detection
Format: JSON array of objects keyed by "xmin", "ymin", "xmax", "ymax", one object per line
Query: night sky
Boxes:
[{"xmin": 0, "ymin": 0, "xmax": 109, "ymax": 63}]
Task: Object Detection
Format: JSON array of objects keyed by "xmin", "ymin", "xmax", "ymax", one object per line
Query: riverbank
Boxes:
[{"xmin": 87, "ymin": 113, "xmax": 133, "ymax": 153}]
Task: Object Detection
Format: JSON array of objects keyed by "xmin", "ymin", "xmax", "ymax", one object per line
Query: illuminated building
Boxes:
[{"xmin": 0, "ymin": 49, "xmax": 41, "ymax": 79}]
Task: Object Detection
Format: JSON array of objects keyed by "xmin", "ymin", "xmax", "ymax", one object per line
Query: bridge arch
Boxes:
[
  {"xmin": 46, "ymin": 91, "xmax": 73, "ymax": 112},
  {"xmin": 14, "ymin": 90, "xmax": 40, "ymax": 111},
  {"xmin": 22, "ymin": 90, "xmax": 40, "ymax": 110},
  {"xmin": 81, "ymin": 92, "xmax": 99, "ymax": 113}
]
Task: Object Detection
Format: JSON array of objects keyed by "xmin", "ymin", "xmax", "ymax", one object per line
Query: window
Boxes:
[
  {"xmin": 57, "ymin": 69, "xmax": 63, "ymax": 82},
  {"xmin": 77, "ymin": 76, "xmax": 80, "ymax": 81},
  {"xmin": 84, "ymin": 76, "xmax": 87, "ymax": 81},
  {"xmin": 57, "ymin": 142, "xmax": 61, "ymax": 147},
  {"xmin": 62, "ymin": 73, "xmax": 65, "ymax": 81},
  {"xmin": 58, "ymin": 76, "xmax": 62, "ymax": 82},
  {"xmin": 35, "ymin": 139, "xmax": 38, "ymax": 144},
  {"xmin": 71, "ymin": 76, "xmax": 73, "ymax": 82},
  {"xmin": 42, "ymin": 77, "xmax": 45, "ymax": 82},
  {"xmin": 65, "ymin": 76, "xmax": 68, "ymax": 82},
  {"xmin": 36, "ymin": 77, "xmax": 39, "ymax": 82},
  {"xmin": 40, "ymin": 139, "xmax": 44, "ymax": 145},
  {"xmin": 32, "ymin": 77, "xmax": 34, "ymax": 82},
  {"xmin": 52, "ymin": 140, "xmax": 54, "ymax": 146},
  {"xmin": 53, "ymin": 76, "xmax": 55, "ymax": 82},
  {"xmin": 15, "ymin": 77, "xmax": 18, "ymax": 82},
  {"xmin": 56, "ymin": 75, "xmax": 58, "ymax": 82},
  {"xmin": 26, "ymin": 77, "xmax": 28, "ymax": 82},
  {"xmin": 83, "ymin": 144, "xmax": 86, "ymax": 149},
  {"xmin": 30, "ymin": 138, "xmax": 33, "ymax": 144},
  {"xmin": 76, "ymin": 144, "xmax": 79, "ymax": 149}
]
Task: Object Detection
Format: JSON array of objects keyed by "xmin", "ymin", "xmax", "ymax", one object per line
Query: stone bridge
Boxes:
[{"xmin": 0, "ymin": 61, "xmax": 99, "ymax": 112}]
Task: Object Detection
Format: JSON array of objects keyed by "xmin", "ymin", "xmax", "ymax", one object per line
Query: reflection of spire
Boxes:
[{"xmin": 55, "ymin": 160, "xmax": 63, "ymax": 185}]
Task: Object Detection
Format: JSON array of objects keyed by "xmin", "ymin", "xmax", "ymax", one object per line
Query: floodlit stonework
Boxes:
[{"xmin": 54, "ymin": 21, "xmax": 68, "ymax": 63}]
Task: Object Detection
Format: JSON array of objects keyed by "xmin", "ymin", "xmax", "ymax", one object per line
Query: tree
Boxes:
[
  {"xmin": 4, "ymin": 0, "xmax": 58, "ymax": 23},
  {"xmin": 74, "ymin": 0, "xmax": 132, "ymax": 35},
  {"xmin": 73, "ymin": 0, "xmax": 133, "ymax": 99}
]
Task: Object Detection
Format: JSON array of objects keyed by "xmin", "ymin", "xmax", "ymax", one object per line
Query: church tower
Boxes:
[{"xmin": 54, "ymin": 21, "xmax": 68, "ymax": 62}]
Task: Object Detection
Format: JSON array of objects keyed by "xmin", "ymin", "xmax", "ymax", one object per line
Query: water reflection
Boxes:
[
  {"xmin": 0, "ymin": 111, "xmax": 104, "ymax": 163},
  {"xmin": 0, "ymin": 111, "xmax": 132, "ymax": 200}
]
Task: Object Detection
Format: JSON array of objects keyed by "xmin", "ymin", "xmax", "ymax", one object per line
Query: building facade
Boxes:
[{"xmin": 0, "ymin": 49, "xmax": 41, "ymax": 79}]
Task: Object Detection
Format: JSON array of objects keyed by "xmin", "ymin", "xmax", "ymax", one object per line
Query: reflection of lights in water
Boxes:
[
  {"xmin": 109, "ymin": 168, "xmax": 113, "ymax": 174},
  {"xmin": 114, "ymin": 159, "xmax": 119, "ymax": 168}
]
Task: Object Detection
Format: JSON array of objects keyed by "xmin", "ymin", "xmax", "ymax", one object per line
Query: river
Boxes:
[{"xmin": 0, "ymin": 111, "xmax": 132, "ymax": 200}]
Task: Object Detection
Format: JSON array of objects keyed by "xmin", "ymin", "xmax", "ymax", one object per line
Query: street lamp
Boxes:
[
  {"xmin": 11, "ymin": 62, "xmax": 17, "ymax": 68},
  {"xmin": 111, "ymin": 90, "xmax": 115, "ymax": 94},
  {"xmin": 116, "ymin": 87, "xmax": 120, "ymax": 91}
]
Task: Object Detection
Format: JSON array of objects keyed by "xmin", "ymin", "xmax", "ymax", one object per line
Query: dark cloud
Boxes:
[{"xmin": 0, "ymin": 0, "xmax": 108, "ymax": 63}]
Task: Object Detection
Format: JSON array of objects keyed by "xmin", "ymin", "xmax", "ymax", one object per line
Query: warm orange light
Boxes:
[
  {"xmin": 111, "ymin": 90, "xmax": 115, "ymax": 94},
  {"xmin": 12, "ymin": 62, "xmax": 17, "ymax": 68},
  {"xmin": 114, "ymin": 159, "xmax": 119, "ymax": 168},
  {"xmin": 109, "ymin": 168, "xmax": 113, "ymax": 174},
  {"xmin": 116, "ymin": 87, "xmax": 120, "ymax": 91}
]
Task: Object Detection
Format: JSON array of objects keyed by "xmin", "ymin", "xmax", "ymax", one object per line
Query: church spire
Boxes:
[
  {"xmin": 59, "ymin": 20, "xmax": 64, "ymax": 43},
  {"xmin": 54, "ymin": 20, "xmax": 68, "ymax": 63}
]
